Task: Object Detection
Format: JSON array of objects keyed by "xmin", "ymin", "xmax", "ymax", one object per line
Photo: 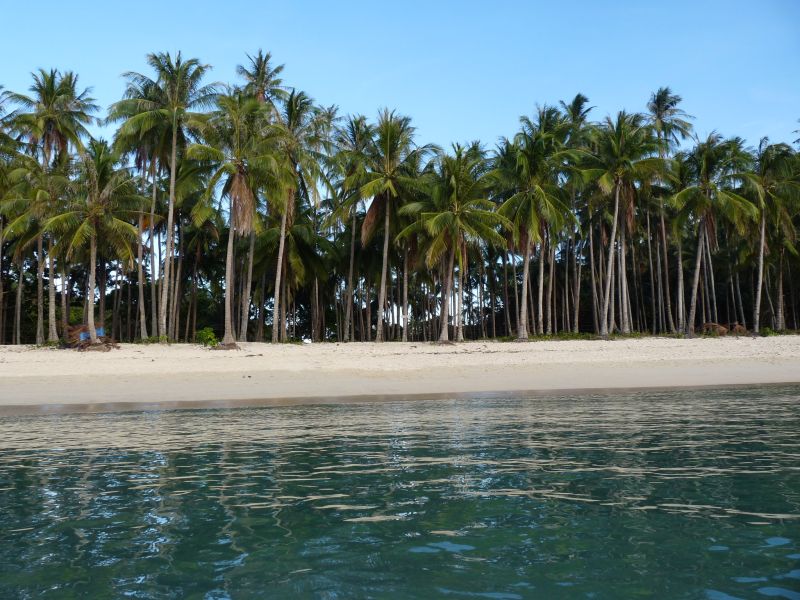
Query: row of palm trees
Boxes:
[{"xmin": 1, "ymin": 51, "xmax": 799, "ymax": 346}]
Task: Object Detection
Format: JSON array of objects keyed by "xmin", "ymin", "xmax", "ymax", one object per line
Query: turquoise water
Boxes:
[{"xmin": 1, "ymin": 387, "xmax": 799, "ymax": 599}]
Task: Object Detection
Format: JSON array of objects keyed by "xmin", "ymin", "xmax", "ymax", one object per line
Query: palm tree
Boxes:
[
  {"xmin": 188, "ymin": 90, "xmax": 280, "ymax": 345},
  {"xmin": 560, "ymin": 94, "xmax": 593, "ymax": 332},
  {"xmin": 237, "ymin": 50, "xmax": 287, "ymax": 112},
  {"xmin": 739, "ymin": 139, "xmax": 799, "ymax": 332},
  {"xmin": 271, "ymin": 90, "xmax": 325, "ymax": 342},
  {"xmin": 402, "ymin": 143, "xmax": 508, "ymax": 341},
  {"xmin": 114, "ymin": 52, "xmax": 217, "ymax": 339},
  {"xmin": 45, "ymin": 140, "xmax": 141, "ymax": 342},
  {"xmin": 497, "ymin": 107, "xmax": 573, "ymax": 339},
  {"xmin": 674, "ymin": 134, "xmax": 756, "ymax": 334},
  {"xmin": 236, "ymin": 51, "xmax": 290, "ymax": 341},
  {"xmin": 1, "ymin": 154, "xmax": 71, "ymax": 338},
  {"xmin": 351, "ymin": 109, "xmax": 431, "ymax": 342},
  {"xmin": 109, "ymin": 74, "xmax": 173, "ymax": 340},
  {"xmin": 6, "ymin": 69, "xmax": 97, "ymax": 343},
  {"xmin": 647, "ymin": 87, "xmax": 693, "ymax": 333},
  {"xmin": 647, "ymin": 87, "xmax": 693, "ymax": 150},
  {"xmin": 589, "ymin": 111, "xmax": 661, "ymax": 336},
  {"xmin": 331, "ymin": 115, "xmax": 374, "ymax": 341}
]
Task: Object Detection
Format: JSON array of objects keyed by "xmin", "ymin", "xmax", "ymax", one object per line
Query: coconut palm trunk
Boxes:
[
  {"xmin": 36, "ymin": 235, "xmax": 44, "ymax": 344},
  {"xmin": 619, "ymin": 226, "xmax": 631, "ymax": 334},
  {"xmin": 676, "ymin": 238, "xmax": 685, "ymax": 330},
  {"xmin": 343, "ymin": 207, "xmax": 357, "ymax": 341},
  {"xmin": 239, "ymin": 231, "xmax": 255, "ymax": 341},
  {"xmin": 222, "ymin": 200, "xmax": 237, "ymax": 345},
  {"xmin": 589, "ymin": 223, "xmax": 599, "ymax": 334},
  {"xmin": 88, "ymin": 234, "xmax": 98, "ymax": 343},
  {"xmin": 660, "ymin": 215, "xmax": 676, "ymax": 332},
  {"xmin": 136, "ymin": 214, "xmax": 148, "ymax": 339},
  {"xmin": 402, "ymin": 249, "xmax": 409, "ymax": 342},
  {"xmin": 148, "ymin": 161, "xmax": 158, "ymax": 338},
  {"xmin": 501, "ymin": 253, "xmax": 512, "ymax": 336},
  {"xmin": 517, "ymin": 239, "xmax": 531, "ymax": 340},
  {"xmin": 271, "ymin": 198, "xmax": 290, "ymax": 343},
  {"xmin": 572, "ymin": 238, "xmax": 582, "ymax": 334},
  {"xmin": 776, "ymin": 250, "xmax": 786, "ymax": 331},
  {"xmin": 376, "ymin": 204, "xmax": 390, "ymax": 342},
  {"xmin": 47, "ymin": 238, "xmax": 58, "ymax": 343},
  {"xmin": 15, "ymin": 262, "xmax": 23, "ymax": 345},
  {"xmin": 687, "ymin": 218, "xmax": 706, "ymax": 335},
  {"xmin": 535, "ymin": 241, "xmax": 545, "ymax": 335},
  {"xmin": 600, "ymin": 184, "xmax": 621, "ymax": 337},
  {"xmin": 456, "ymin": 247, "xmax": 465, "ymax": 342},
  {"xmin": 753, "ymin": 213, "xmax": 766, "ymax": 333},
  {"xmin": 159, "ymin": 125, "xmax": 179, "ymax": 339},
  {"xmin": 439, "ymin": 245, "xmax": 456, "ymax": 342}
]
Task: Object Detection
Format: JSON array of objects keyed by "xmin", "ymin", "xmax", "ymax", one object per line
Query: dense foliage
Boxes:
[{"xmin": 1, "ymin": 53, "xmax": 799, "ymax": 345}]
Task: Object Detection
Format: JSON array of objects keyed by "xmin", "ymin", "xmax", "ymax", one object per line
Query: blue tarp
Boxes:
[{"xmin": 79, "ymin": 327, "xmax": 105, "ymax": 341}]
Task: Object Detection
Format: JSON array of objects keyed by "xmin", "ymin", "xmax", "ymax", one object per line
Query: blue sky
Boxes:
[{"xmin": 2, "ymin": 1, "xmax": 798, "ymax": 149}]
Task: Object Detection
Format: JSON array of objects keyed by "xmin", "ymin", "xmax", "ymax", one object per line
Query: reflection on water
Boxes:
[{"xmin": 1, "ymin": 386, "xmax": 799, "ymax": 598}]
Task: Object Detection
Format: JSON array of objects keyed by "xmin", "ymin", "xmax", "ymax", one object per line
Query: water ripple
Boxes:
[{"xmin": 0, "ymin": 385, "xmax": 799, "ymax": 598}]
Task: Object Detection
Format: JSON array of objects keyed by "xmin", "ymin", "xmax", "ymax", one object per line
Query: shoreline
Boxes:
[
  {"xmin": 1, "ymin": 381, "xmax": 799, "ymax": 417},
  {"xmin": 1, "ymin": 337, "xmax": 799, "ymax": 415}
]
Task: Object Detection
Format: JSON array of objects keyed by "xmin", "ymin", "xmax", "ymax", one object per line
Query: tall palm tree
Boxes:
[
  {"xmin": 236, "ymin": 51, "xmax": 289, "ymax": 341},
  {"xmin": 45, "ymin": 140, "xmax": 141, "ymax": 342},
  {"xmin": 674, "ymin": 134, "xmax": 756, "ymax": 334},
  {"xmin": 331, "ymin": 115, "xmax": 374, "ymax": 341},
  {"xmin": 188, "ymin": 90, "xmax": 281, "ymax": 345},
  {"xmin": 647, "ymin": 87, "xmax": 693, "ymax": 333},
  {"xmin": 350, "ymin": 109, "xmax": 431, "ymax": 342},
  {"xmin": 589, "ymin": 111, "xmax": 661, "ymax": 336},
  {"xmin": 114, "ymin": 52, "xmax": 217, "ymax": 339},
  {"xmin": 559, "ymin": 94, "xmax": 594, "ymax": 333},
  {"xmin": 402, "ymin": 144, "xmax": 507, "ymax": 341},
  {"xmin": 109, "ymin": 75, "xmax": 173, "ymax": 340},
  {"xmin": 6, "ymin": 69, "xmax": 97, "ymax": 343},
  {"xmin": 237, "ymin": 50, "xmax": 287, "ymax": 112},
  {"xmin": 271, "ymin": 90, "xmax": 325, "ymax": 342},
  {"xmin": 739, "ymin": 139, "xmax": 799, "ymax": 332},
  {"xmin": 497, "ymin": 107, "xmax": 573, "ymax": 339},
  {"xmin": 647, "ymin": 88, "xmax": 693, "ymax": 150}
]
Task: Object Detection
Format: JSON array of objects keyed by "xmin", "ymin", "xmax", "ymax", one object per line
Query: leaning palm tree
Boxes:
[
  {"xmin": 739, "ymin": 139, "xmax": 799, "ymax": 332},
  {"xmin": 187, "ymin": 90, "xmax": 281, "ymax": 345},
  {"xmin": 673, "ymin": 134, "xmax": 756, "ymax": 334},
  {"xmin": 45, "ymin": 140, "xmax": 142, "ymax": 342},
  {"xmin": 402, "ymin": 143, "xmax": 508, "ymax": 341},
  {"xmin": 350, "ymin": 109, "xmax": 431, "ymax": 341},
  {"xmin": 6, "ymin": 69, "xmax": 97, "ymax": 343},
  {"xmin": 113, "ymin": 52, "xmax": 217, "ymax": 339}
]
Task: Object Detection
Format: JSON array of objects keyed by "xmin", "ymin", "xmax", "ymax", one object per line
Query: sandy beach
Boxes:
[{"xmin": 0, "ymin": 336, "xmax": 798, "ymax": 413}]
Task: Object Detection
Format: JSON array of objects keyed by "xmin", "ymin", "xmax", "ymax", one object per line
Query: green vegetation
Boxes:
[
  {"xmin": 195, "ymin": 327, "xmax": 219, "ymax": 347},
  {"xmin": 0, "ymin": 52, "xmax": 798, "ymax": 345}
]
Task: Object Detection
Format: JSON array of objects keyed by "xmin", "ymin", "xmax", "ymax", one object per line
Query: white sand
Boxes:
[{"xmin": 1, "ymin": 337, "xmax": 799, "ymax": 412}]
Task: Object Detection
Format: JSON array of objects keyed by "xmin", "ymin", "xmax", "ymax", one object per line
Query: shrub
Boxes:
[
  {"xmin": 137, "ymin": 335, "xmax": 169, "ymax": 344},
  {"xmin": 196, "ymin": 327, "xmax": 219, "ymax": 347}
]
